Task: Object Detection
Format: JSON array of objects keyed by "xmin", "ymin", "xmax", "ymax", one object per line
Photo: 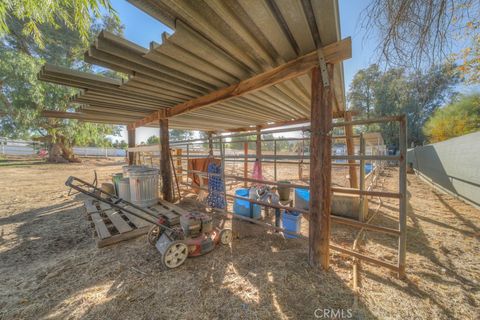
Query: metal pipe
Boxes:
[
  {"xmin": 359, "ymin": 133, "xmax": 366, "ymax": 222},
  {"xmin": 219, "ymin": 136, "xmax": 228, "ymax": 209},
  {"xmin": 274, "ymin": 140, "xmax": 277, "ymax": 181},
  {"xmin": 398, "ymin": 115, "xmax": 408, "ymax": 277},
  {"xmin": 185, "ymin": 169, "xmax": 402, "ymax": 199},
  {"xmin": 181, "ymin": 180, "xmax": 400, "ymax": 237}
]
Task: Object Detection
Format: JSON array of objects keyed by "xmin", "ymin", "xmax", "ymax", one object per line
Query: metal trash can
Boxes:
[
  {"xmin": 128, "ymin": 167, "xmax": 159, "ymax": 207},
  {"xmin": 122, "ymin": 165, "xmax": 146, "ymax": 177}
]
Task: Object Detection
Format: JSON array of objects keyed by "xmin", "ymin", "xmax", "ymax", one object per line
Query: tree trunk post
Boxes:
[
  {"xmin": 127, "ymin": 126, "xmax": 136, "ymax": 165},
  {"xmin": 159, "ymin": 112, "xmax": 173, "ymax": 202},
  {"xmin": 344, "ymin": 111, "xmax": 358, "ymax": 189},
  {"xmin": 309, "ymin": 65, "xmax": 333, "ymax": 270}
]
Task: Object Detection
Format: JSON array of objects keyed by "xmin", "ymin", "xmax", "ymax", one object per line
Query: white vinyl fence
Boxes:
[{"xmin": 0, "ymin": 137, "xmax": 126, "ymax": 157}]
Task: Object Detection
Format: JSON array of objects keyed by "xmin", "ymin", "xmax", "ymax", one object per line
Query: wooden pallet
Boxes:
[{"xmin": 83, "ymin": 199, "xmax": 184, "ymax": 248}]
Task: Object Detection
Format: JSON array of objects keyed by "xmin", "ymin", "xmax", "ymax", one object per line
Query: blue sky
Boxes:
[
  {"xmin": 107, "ymin": 0, "xmax": 476, "ymax": 143},
  {"xmin": 110, "ymin": 0, "xmax": 372, "ymax": 93}
]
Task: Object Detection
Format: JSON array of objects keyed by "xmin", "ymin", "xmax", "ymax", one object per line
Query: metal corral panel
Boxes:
[{"xmin": 39, "ymin": 0, "xmax": 346, "ymax": 131}]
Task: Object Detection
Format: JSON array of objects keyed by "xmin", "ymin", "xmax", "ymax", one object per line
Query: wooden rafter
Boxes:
[{"xmin": 130, "ymin": 37, "xmax": 352, "ymax": 129}]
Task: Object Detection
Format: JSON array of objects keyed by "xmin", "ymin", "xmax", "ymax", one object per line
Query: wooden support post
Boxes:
[
  {"xmin": 344, "ymin": 111, "xmax": 358, "ymax": 188},
  {"xmin": 256, "ymin": 125, "xmax": 262, "ymax": 175},
  {"xmin": 159, "ymin": 114, "xmax": 173, "ymax": 202},
  {"xmin": 127, "ymin": 126, "xmax": 136, "ymax": 165},
  {"xmin": 398, "ymin": 115, "xmax": 407, "ymax": 277},
  {"xmin": 244, "ymin": 141, "xmax": 248, "ymax": 187},
  {"xmin": 176, "ymin": 149, "xmax": 183, "ymax": 182},
  {"xmin": 309, "ymin": 65, "xmax": 333, "ymax": 270}
]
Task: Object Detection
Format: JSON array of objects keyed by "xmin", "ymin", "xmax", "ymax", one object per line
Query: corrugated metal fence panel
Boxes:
[{"xmin": 407, "ymin": 132, "xmax": 480, "ymax": 208}]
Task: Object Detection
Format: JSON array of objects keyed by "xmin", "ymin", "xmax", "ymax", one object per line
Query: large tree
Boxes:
[
  {"xmin": 0, "ymin": 2, "xmax": 122, "ymax": 162},
  {"xmin": 363, "ymin": 0, "xmax": 479, "ymax": 83},
  {"xmin": 424, "ymin": 94, "xmax": 480, "ymax": 143},
  {"xmin": 0, "ymin": 0, "xmax": 116, "ymax": 47},
  {"xmin": 348, "ymin": 64, "xmax": 459, "ymax": 147}
]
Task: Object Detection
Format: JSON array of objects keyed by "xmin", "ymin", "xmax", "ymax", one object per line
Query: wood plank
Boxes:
[
  {"xmin": 91, "ymin": 212, "xmax": 111, "ymax": 239},
  {"xmin": 121, "ymin": 205, "xmax": 154, "ymax": 228},
  {"xmin": 157, "ymin": 199, "xmax": 188, "ymax": 215},
  {"xmin": 99, "ymin": 202, "xmax": 132, "ymax": 233},
  {"xmin": 130, "ymin": 38, "xmax": 352, "ymax": 128},
  {"xmin": 84, "ymin": 199, "xmax": 98, "ymax": 214},
  {"xmin": 96, "ymin": 227, "xmax": 149, "ymax": 248},
  {"xmin": 309, "ymin": 65, "xmax": 333, "ymax": 270},
  {"xmin": 150, "ymin": 205, "xmax": 177, "ymax": 218}
]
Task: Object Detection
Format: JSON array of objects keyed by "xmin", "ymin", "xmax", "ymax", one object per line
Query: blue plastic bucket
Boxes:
[
  {"xmin": 233, "ymin": 188, "xmax": 261, "ymax": 219},
  {"xmin": 294, "ymin": 188, "xmax": 310, "ymax": 210},
  {"xmin": 365, "ymin": 163, "xmax": 373, "ymax": 174},
  {"xmin": 282, "ymin": 210, "xmax": 302, "ymax": 238}
]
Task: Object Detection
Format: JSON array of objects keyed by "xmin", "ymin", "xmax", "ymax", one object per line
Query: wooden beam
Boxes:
[
  {"xmin": 130, "ymin": 38, "xmax": 352, "ymax": 128},
  {"xmin": 41, "ymin": 110, "xmax": 131, "ymax": 124},
  {"xmin": 160, "ymin": 112, "xmax": 173, "ymax": 202},
  {"xmin": 344, "ymin": 111, "xmax": 358, "ymax": 189},
  {"xmin": 132, "ymin": 110, "xmax": 161, "ymax": 129},
  {"xmin": 309, "ymin": 65, "xmax": 333, "ymax": 270},
  {"xmin": 127, "ymin": 127, "xmax": 135, "ymax": 165}
]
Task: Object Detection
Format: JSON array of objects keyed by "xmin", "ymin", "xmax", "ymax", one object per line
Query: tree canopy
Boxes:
[
  {"xmin": 348, "ymin": 64, "xmax": 459, "ymax": 147},
  {"xmin": 146, "ymin": 135, "xmax": 160, "ymax": 145},
  {"xmin": 423, "ymin": 94, "xmax": 480, "ymax": 143},
  {"xmin": 0, "ymin": 0, "xmax": 117, "ymax": 47},
  {"xmin": 0, "ymin": 1, "xmax": 122, "ymax": 162},
  {"xmin": 363, "ymin": 0, "xmax": 479, "ymax": 83}
]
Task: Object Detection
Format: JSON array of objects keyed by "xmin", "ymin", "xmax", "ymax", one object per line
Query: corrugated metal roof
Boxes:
[{"xmin": 39, "ymin": 0, "xmax": 346, "ymax": 131}]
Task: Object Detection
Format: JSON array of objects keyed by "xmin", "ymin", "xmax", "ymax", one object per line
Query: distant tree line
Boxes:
[
  {"xmin": 424, "ymin": 94, "xmax": 480, "ymax": 143},
  {"xmin": 347, "ymin": 63, "xmax": 459, "ymax": 147}
]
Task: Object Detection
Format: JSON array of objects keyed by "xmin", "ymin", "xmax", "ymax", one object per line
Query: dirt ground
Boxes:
[{"xmin": 0, "ymin": 158, "xmax": 479, "ymax": 319}]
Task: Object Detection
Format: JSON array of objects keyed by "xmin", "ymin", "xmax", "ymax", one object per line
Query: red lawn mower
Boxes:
[
  {"xmin": 147, "ymin": 211, "xmax": 232, "ymax": 269},
  {"xmin": 65, "ymin": 176, "xmax": 232, "ymax": 270}
]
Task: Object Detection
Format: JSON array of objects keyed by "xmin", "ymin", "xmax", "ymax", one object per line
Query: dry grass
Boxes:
[{"xmin": 0, "ymin": 158, "xmax": 478, "ymax": 319}]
